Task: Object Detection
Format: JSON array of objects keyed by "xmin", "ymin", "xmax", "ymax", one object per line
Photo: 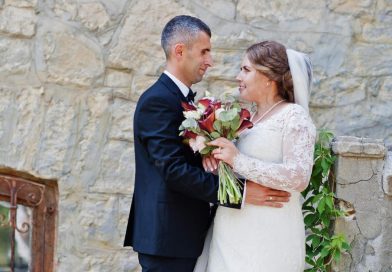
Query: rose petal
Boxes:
[
  {"xmin": 236, "ymin": 120, "xmax": 253, "ymax": 136},
  {"xmin": 198, "ymin": 98, "xmax": 213, "ymax": 108},
  {"xmin": 198, "ymin": 110, "xmax": 215, "ymax": 133},
  {"xmin": 181, "ymin": 101, "xmax": 197, "ymax": 111},
  {"xmin": 183, "ymin": 130, "xmax": 198, "ymax": 139},
  {"xmin": 239, "ymin": 108, "xmax": 251, "ymax": 121}
]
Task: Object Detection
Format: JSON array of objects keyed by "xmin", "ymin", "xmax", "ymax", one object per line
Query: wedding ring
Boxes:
[{"xmin": 269, "ymin": 196, "xmax": 273, "ymax": 201}]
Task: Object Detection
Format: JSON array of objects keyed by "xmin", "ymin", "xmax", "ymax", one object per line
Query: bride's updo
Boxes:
[{"xmin": 246, "ymin": 41, "xmax": 294, "ymax": 103}]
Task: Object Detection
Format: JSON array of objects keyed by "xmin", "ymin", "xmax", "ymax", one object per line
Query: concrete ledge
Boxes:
[
  {"xmin": 332, "ymin": 136, "xmax": 386, "ymax": 158},
  {"xmin": 383, "ymin": 151, "xmax": 392, "ymax": 196}
]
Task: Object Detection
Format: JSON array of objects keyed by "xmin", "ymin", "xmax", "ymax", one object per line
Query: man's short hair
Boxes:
[{"xmin": 161, "ymin": 15, "xmax": 211, "ymax": 59}]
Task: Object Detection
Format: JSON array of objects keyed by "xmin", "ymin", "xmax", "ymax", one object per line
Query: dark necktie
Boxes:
[{"xmin": 187, "ymin": 89, "xmax": 196, "ymax": 103}]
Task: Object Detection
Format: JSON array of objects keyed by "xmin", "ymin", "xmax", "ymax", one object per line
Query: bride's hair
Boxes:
[{"xmin": 246, "ymin": 41, "xmax": 294, "ymax": 103}]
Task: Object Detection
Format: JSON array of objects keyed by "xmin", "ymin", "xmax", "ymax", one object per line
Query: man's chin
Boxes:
[{"xmin": 193, "ymin": 76, "xmax": 204, "ymax": 84}]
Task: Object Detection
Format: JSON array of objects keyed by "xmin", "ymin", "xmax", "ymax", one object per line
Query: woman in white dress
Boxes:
[{"xmin": 206, "ymin": 41, "xmax": 316, "ymax": 271}]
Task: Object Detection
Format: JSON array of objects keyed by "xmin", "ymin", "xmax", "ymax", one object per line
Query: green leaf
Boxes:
[
  {"xmin": 333, "ymin": 250, "xmax": 341, "ymax": 262},
  {"xmin": 325, "ymin": 196, "xmax": 334, "ymax": 210},
  {"xmin": 210, "ymin": 131, "xmax": 221, "ymax": 139},
  {"xmin": 200, "ymin": 146, "xmax": 213, "ymax": 155},
  {"xmin": 304, "ymin": 214, "xmax": 316, "ymax": 225},
  {"xmin": 213, "ymin": 120, "xmax": 222, "ymax": 133},
  {"xmin": 230, "ymin": 115, "xmax": 240, "ymax": 131},
  {"xmin": 181, "ymin": 118, "xmax": 198, "ymax": 129},
  {"xmin": 219, "ymin": 108, "xmax": 238, "ymax": 122}
]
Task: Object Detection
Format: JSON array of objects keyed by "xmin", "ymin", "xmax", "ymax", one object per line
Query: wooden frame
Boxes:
[{"xmin": 0, "ymin": 169, "xmax": 58, "ymax": 272}]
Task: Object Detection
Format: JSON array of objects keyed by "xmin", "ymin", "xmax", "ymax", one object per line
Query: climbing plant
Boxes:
[{"xmin": 302, "ymin": 129, "xmax": 351, "ymax": 271}]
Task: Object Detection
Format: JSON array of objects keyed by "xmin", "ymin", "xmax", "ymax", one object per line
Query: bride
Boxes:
[{"xmin": 199, "ymin": 41, "xmax": 316, "ymax": 271}]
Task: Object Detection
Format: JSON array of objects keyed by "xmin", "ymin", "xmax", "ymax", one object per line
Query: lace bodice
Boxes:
[{"xmin": 233, "ymin": 103, "xmax": 316, "ymax": 192}]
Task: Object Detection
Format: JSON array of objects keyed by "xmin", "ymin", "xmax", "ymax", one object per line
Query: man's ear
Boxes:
[{"xmin": 174, "ymin": 43, "xmax": 185, "ymax": 58}]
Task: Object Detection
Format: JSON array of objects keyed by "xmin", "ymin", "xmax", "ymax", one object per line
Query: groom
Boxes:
[{"xmin": 124, "ymin": 15, "xmax": 290, "ymax": 272}]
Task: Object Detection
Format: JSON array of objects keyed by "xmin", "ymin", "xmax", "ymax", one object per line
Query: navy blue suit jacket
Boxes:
[{"xmin": 124, "ymin": 73, "xmax": 219, "ymax": 258}]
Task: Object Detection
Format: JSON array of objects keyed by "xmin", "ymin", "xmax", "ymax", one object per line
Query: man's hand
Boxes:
[
  {"xmin": 245, "ymin": 181, "xmax": 291, "ymax": 208},
  {"xmin": 202, "ymin": 155, "xmax": 218, "ymax": 173}
]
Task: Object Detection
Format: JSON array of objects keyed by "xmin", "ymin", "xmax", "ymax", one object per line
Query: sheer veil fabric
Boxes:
[{"xmin": 286, "ymin": 49, "xmax": 313, "ymax": 113}]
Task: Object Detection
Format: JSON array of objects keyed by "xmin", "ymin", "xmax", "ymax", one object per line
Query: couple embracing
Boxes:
[{"xmin": 124, "ymin": 15, "xmax": 316, "ymax": 272}]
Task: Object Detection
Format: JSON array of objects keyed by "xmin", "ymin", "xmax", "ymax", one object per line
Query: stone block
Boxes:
[
  {"xmin": 0, "ymin": 6, "xmax": 36, "ymax": 37},
  {"xmin": 109, "ymin": 98, "xmax": 135, "ymax": 141},
  {"xmin": 348, "ymin": 43, "xmax": 392, "ymax": 77},
  {"xmin": 89, "ymin": 140, "xmax": 134, "ymax": 194},
  {"xmin": 332, "ymin": 135, "xmax": 391, "ymax": 271},
  {"xmin": 4, "ymin": 0, "xmax": 37, "ymax": 8},
  {"xmin": 237, "ymin": 0, "xmax": 325, "ymax": 26},
  {"xmin": 107, "ymin": 0, "xmax": 188, "ymax": 73},
  {"xmin": 332, "ymin": 136, "xmax": 386, "ymax": 158},
  {"xmin": 206, "ymin": 79, "xmax": 238, "ymax": 99},
  {"xmin": 0, "ymin": 87, "xmax": 15, "ymax": 161},
  {"xmin": 35, "ymin": 19, "xmax": 104, "ymax": 87},
  {"xmin": 362, "ymin": 22, "xmax": 392, "ymax": 43},
  {"xmin": 104, "ymin": 69, "xmax": 133, "ymax": 88},
  {"xmin": 118, "ymin": 195, "xmax": 132, "ymax": 241},
  {"xmin": 130, "ymin": 75, "xmax": 158, "ymax": 102},
  {"xmin": 204, "ymin": 48, "xmax": 242, "ymax": 80},
  {"xmin": 32, "ymin": 90, "xmax": 79, "ymax": 177},
  {"xmin": 379, "ymin": 77, "xmax": 392, "ymax": 101},
  {"xmin": 77, "ymin": 2, "xmax": 110, "ymax": 32},
  {"xmin": 78, "ymin": 194, "xmax": 119, "ymax": 243},
  {"xmin": 0, "ymin": 37, "xmax": 31, "ymax": 75},
  {"xmin": 327, "ymin": 0, "xmax": 374, "ymax": 15},
  {"xmin": 190, "ymin": 0, "xmax": 236, "ymax": 20},
  {"xmin": 7, "ymin": 87, "xmax": 44, "ymax": 169}
]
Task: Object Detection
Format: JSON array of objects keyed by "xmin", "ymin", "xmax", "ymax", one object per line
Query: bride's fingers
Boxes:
[{"xmin": 208, "ymin": 137, "xmax": 229, "ymax": 147}]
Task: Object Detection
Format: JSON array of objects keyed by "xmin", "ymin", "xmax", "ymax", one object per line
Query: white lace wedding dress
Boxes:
[{"xmin": 206, "ymin": 103, "xmax": 316, "ymax": 272}]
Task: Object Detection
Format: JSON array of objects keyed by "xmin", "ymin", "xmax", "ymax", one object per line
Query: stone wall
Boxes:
[
  {"xmin": 332, "ymin": 136, "xmax": 391, "ymax": 272},
  {"xmin": 0, "ymin": 0, "xmax": 391, "ymax": 271}
]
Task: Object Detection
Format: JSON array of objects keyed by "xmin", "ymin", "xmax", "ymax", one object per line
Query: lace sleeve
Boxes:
[{"xmin": 233, "ymin": 106, "xmax": 316, "ymax": 192}]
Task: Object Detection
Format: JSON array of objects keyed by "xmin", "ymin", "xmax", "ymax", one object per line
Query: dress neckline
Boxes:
[{"xmin": 251, "ymin": 103, "xmax": 293, "ymax": 127}]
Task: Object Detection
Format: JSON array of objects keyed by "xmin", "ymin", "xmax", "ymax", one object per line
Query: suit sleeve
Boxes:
[{"xmin": 136, "ymin": 95, "xmax": 218, "ymax": 203}]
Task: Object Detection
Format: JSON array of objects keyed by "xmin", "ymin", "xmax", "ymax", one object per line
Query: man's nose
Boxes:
[{"xmin": 206, "ymin": 55, "xmax": 213, "ymax": 67}]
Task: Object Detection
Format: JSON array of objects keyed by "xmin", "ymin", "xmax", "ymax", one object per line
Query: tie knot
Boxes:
[{"xmin": 187, "ymin": 90, "xmax": 196, "ymax": 102}]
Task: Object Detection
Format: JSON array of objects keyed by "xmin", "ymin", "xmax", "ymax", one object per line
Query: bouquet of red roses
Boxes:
[{"xmin": 179, "ymin": 96, "xmax": 253, "ymax": 205}]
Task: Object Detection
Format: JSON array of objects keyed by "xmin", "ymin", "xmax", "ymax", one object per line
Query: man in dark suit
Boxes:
[{"xmin": 124, "ymin": 15, "xmax": 291, "ymax": 272}]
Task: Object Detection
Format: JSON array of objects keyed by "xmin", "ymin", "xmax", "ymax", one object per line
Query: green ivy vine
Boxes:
[{"xmin": 302, "ymin": 129, "xmax": 351, "ymax": 271}]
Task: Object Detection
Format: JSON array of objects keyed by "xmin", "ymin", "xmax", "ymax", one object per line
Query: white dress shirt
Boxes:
[{"xmin": 164, "ymin": 70, "xmax": 190, "ymax": 98}]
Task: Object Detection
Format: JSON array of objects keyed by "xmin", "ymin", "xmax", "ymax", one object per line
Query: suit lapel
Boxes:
[{"xmin": 158, "ymin": 73, "xmax": 188, "ymax": 103}]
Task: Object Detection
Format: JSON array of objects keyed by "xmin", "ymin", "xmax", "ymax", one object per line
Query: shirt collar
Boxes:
[{"xmin": 164, "ymin": 70, "xmax": 190, "ymax": 98}]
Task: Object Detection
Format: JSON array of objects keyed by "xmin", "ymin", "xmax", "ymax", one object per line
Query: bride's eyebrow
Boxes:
[{"xmin": 241, "ymin": 65, "xmax": 251, "ymax": 71}]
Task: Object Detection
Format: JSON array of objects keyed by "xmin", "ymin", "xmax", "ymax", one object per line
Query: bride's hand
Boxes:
[{"xmin": 208, "ymin": 137, "xmax": 239, "ymax": 167}]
